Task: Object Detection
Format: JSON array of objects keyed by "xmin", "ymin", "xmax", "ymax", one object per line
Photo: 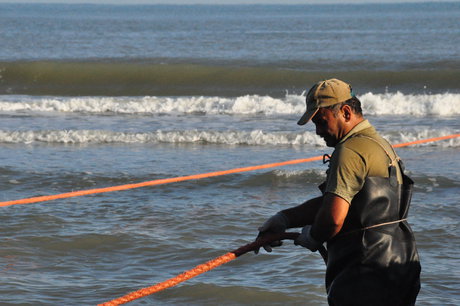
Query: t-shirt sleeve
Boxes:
[{"xmin": 324, "ymin": 146, "xmax": 367, "ymax": 204}]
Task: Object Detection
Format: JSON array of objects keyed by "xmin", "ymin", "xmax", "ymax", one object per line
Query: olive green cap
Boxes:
[{"xmin": 297, "ymin": 78, "xmax": 353, "ymax": 125}]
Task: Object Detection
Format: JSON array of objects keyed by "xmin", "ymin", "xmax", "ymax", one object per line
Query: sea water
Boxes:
[{"xmin": 0, "ymin": 3, "xmax": 459, "ymax": 305}]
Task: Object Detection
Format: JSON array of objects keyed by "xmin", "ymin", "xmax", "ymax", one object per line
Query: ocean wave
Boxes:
[
  {"xmin": 1, "ymin": 128, "xmax": 458, "ymax": 147},
  {"xmin": 0, "ymin": 95, "xmax": 301, "ymax": 115},
  {"xmin": 240, "ymin": 169, "xmax": 326, "ymax": 186},
  {"xmin": 382, "ymin": 129, "xmax": 460, "ymax": 148},
  {"xmin": 361, "ymin": 92, "xmax": 460, "ymax": 116},
  {"xmin": 1, "ymin": 61, "xmax": 459, "ymax": 96},
  {"xmin": 0, "ymin": 129, "xmax": 323, "ymax": 146},
  {"xmin": 1, "ymin": 92, "xmax": 459, "ymax": 117}
]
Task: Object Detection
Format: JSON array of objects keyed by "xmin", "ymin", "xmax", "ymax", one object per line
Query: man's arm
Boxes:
[
  {"xmin": 255, "ymin": 193, "xmax": 348, "ymax": 253},
  {"xmin": 254, "ymin": 196, "xmax": 323, "ymax": 253},
  {"xmin": 281, "ymin": 196, "xmax": 324, "ymax": 228},
  {"xmin": 310, "ymin": 192, "xmax": 350, "ymax": 242}
]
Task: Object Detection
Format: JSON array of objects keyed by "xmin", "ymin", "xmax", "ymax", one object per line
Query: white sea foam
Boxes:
[
  {"xmin": 381, "ymin": 129, "xmax": 460, "ymax": 148},
  {"xmin": 1, "ymin": 92, "xmax": 458, "ymax": 117},
  {"xmin": 0, "ymin": 129, "xmax": 324, "ymax": 146},
  {"xmin": 272, "ymin": 169, "xmax": 325, "ymax": 178},
  {"xmin": 1, "ymin": 128, "xmax": 458, "ymax": 147},
  {"xmin": 361, "ymin": 92, "xmax": 460, "ymax": 116}
]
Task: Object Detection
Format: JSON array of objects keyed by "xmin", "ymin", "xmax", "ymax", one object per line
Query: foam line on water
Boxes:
[
  {"xmin": 0, "ymin": 128, "xmax": 458, "ymax": 147},
  {"xmin": 1, "ymin": 92, "xmax": 459, "ymax": 117}
]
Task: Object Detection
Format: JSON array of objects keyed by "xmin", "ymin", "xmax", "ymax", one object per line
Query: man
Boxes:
[{"xmin": 255, "ymin": 79, "xmax": 421, "ymax": 305}]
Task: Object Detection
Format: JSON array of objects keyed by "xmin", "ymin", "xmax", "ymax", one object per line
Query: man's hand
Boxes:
[
  {"xmin": 294, "ymin": 225, "xmax": 322, "ymax": 252},
  {"xmin": 254, "ymin": 212, "xmax": 289, "ymax": 254}
]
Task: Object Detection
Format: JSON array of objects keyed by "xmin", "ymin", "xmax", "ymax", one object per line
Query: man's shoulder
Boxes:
[{"xmin": 341, "ymin": 126, "xmax": 384, "ymax": 153}]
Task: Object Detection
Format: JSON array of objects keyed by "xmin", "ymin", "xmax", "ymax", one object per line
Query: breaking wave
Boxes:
[
  {"xmin": 1, "ymin": 61, "xmax": 460, "ymax": 96},
  {"xmin": 1, "ymin": 92, "xmax": 459, "ymax": 117},
  {"xmin": 1, "ymin": 128, "xmax": 458, "ymax": 147}
]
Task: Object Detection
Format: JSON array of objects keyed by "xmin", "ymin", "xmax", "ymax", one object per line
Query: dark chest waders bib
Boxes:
[{"xmin": 324, "ymin": 136, "xmax": 421, "ymax": 306}]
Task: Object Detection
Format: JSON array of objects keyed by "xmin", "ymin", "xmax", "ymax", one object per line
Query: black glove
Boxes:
[
  {"xmin": 294, "ymin": 225, "xmax": 322, "ymax": 252},
  {"xmin": 254, "ymin": 212, "xmax": 289, "ymax": 254}
]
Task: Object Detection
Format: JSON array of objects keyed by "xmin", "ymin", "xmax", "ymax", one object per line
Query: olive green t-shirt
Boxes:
[{"xmin": 324, "ymin": 120, "xmax": 402, "ymax": 204}]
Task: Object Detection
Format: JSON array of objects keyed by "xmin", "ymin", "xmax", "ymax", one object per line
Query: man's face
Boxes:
[{"xmin": 311, "ymin": 107, "xmax": 345, "ymax": 147}]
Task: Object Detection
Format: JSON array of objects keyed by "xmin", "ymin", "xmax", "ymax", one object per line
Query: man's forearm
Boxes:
[{"xmin": 281, "ymin": 196, "xmax": 323, "ymax": 228}]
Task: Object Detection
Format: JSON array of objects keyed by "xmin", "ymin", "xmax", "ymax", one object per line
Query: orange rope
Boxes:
[
  {"xmin": 98, "ymin": 233, "xmax": 300, "ymax": 306},
  {"xmin": 0, "ymin": 156, "xmax": 322, "ymax": 207},
  {"xmin": 1, "ymin": 133, "xmax": 459, "ymax": 208},
  {"xmin": 99, "ymin": 252, "xmax": 237, "ymax": 306},
  {"xmin": 392, "ymin": 133, "xmax": 460, "ymax": 148}
]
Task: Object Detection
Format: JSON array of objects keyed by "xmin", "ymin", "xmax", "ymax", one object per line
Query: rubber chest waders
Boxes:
[{"xmin": 323, "ymin": 136, "xmax": 421, "ymax": 306}]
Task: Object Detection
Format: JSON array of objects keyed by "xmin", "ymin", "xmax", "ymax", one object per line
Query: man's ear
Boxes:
[{"xmin": 341, "ymin": 105, "xmax": 352, "ymax": 121}]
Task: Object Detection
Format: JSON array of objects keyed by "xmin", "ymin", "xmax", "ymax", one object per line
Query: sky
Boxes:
[{"xmin": 0, "ymin": 0, "xmax": 454, "ymax": 4}]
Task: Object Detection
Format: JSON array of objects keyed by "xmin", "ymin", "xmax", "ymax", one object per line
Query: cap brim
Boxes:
[{"xmin": 297, "ymin": 108, "xmax": 319, "ymax": 125}]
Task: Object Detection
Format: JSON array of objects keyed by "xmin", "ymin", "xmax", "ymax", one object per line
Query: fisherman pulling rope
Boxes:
[{"xmin": 255, "ymin": 79, "xmax": 421, "ymax": 305}]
